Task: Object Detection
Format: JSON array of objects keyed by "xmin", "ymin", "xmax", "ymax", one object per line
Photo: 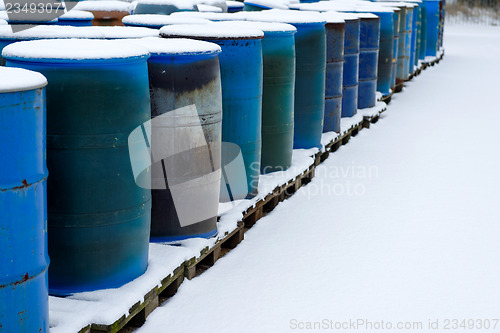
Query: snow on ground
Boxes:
[{"xmin": 136, "ymin": 25, "xmax": 500, "ymax": 333}]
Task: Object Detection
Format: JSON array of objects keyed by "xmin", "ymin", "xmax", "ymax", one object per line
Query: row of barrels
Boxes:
[{"xmin": 0, "ymin": 3, "xmax": 444, "ymax": 332}]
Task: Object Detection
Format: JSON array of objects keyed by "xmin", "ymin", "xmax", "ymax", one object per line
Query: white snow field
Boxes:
[{"xmin": 137, "ymin": 25, "xmax": 500, "ymax": 333}]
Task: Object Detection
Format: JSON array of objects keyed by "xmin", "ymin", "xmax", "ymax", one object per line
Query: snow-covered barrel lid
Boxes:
[
  {"xmin": 226, "ymin": 1, "xmax": 244, "ymax": 9},
  {"xmin": 215, "ymin": 20, "xmax": 296, "ymax": 36},
  {"xmin": 59, "ymin": 10, "xmax": 95, "ymax": 21},
  {"xmin": 2, "ymin": 39, "xmax": 150, "ymax": 63},
  {"xmin": 0, "ymin": 18, "xmax": 7, "ymax": 25},
  {"xmin": 320, "ymin": 11, "xmax": 351, "ymax": 24},
  {"xmin": 88, "ymin": 26, "xmax": 159, "ymax": 39},
  {"xmin": 354, "ymin": 12, "xmax": 380, "ymax": 20},
  {"xmin": 354, "ymin": 5, "xmax": 397, "ymax": 13},
  {"xmin": 243, "ymin": 0, "xmax": 291, "ymax": 10},
  {"xmin": 128, "ymin": 37, "xmax": 221, "ymax": 57},
  {"xmin": 245, "ymin": 9, "xmax": 326, "ymax": 26},
  {"xmin": 374, "ymin": 1, "xmax": 417, "ymax": 8},
  {"xmin": 160, "ymin": 22, "xmax": 264, "ymax": 40},
  {"xmin": 289, "ymin": 1, "xmax": 341, "ymax": 11},
  {"xmin": 170, "ymin": 11, "xmax": 244, "ymax": 21},
  {"xmin": 0, "ymin": 67, "xmax": 47, "ymax": 93},
  {"xmin": 122, "ymin": 14, "xmax": 210, "ymax": 27},
  {"xmin": 196, "ymin": 4, "xmax": 223, "ymax": 12},
  {"xmin": 0, "ymin": 25, "xmax": 105, "ymax": 41},
  {"xmin": 134, "ymin": 0, "xmax": 197, "ymax": 9},
  {"xmin": 74, "ymin": 0, "xmax": 134, "ymax": 12}
]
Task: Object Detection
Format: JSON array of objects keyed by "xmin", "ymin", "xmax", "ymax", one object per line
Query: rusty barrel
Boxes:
[
  {"xmin": 130, "ymin": 37, "xmax": 223, "ymax": 242},
  {"xmin": 4, "ymin": 39, "xmax": 152, "ymax": 296},
  {"xmin": 0, "ymin": 67, "xmax": 49, "ymax": 332}
]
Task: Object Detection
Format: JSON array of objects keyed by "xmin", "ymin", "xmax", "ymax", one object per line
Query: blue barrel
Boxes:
[
  {"xmin": 423, "ymin": 0, "xmax": 440, "ymax": 56},
  {"xmin": 57, "ymin": 10, "xmax": 94, "ymax": 26},
  {"xmin": 322, "ymin": 13, "xmax": 345, "ymax": 133},
  {"xmin": 4, "ymin": 39, "xmax": 152, "ymax": 296},
  {"xmin": 123, "ymin": 14, "xmax": 210, "ymax": 28},
  {"xmin": 356, "ymin": 13, "xmax": 380, "ymax": 109},
  {"xmin": 389, "ymin": 7, "xmax": 400, "ymax": 92},
  {"xmin": 129, "ymin": 37, "xmax": 223, "ymax": 242},
  {"xmin": 227, "ymin": 0, "xmax": 244, "ymax": 12},
  {"xmin": 134, "ymin": 0, "xmax": 197, "ymax": 14},
  {"xmin": 243, "ymin": 1, "xmax": 272, "ymax": 11},
  {"xmin": 358, "ymin": 8, "xmax": 394, "ymax": 96},
  {"xmin": 0, "ymin": 25, "xmax": 104, "ymax": 66},
  {"xmin": 403, "ymin": 5, "xmax": 413, "ymax": 79},
  {"xmin": 248, "ymin": 11, "xmax": 326, "ymax": 149},
  {"xmin": 0, "ymin": 67, "xmax": 48, "ymax": 333},
  {"xmin": 409, "ymin": 3, "xmax": 419, "ymax": 72},
  {"xmin": 419, "ymin": 0, "xmax": 427, "ymax": 60},
  {"xmin": 161, "ymin": 24, "xmax": 264, "ymax": 199}
]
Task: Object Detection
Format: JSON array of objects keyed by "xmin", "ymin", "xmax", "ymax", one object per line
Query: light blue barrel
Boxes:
[
  {"xmin": 57, "ymin": 10, "xmax": 94, "ymax": 26},
  {"xmin": 0, "ymin": 25, "xmax": 104, "ymax": 66},
  {"xmin": 248, "ymin": 10, "xmax": 326, "ymax": 149},
  {"xmin": 129, "ymin": 37, "xmax": 223, "ymax": 242},
  {"xmin": 423, "ymin": 0, "xmax": 440, "ymax": 56},
  {"xmin": 122, "ymin": 14, "xmax": 210, "ymax": 28},
  {"xmin": 322, "ymin": 13, "xmax": 345, "ymax": 133},
  {"xmin": 161, "ymin": 23, "xmax": 264, "ymax": 199},
  {"xmin": 356, "ymin": 13, "xmax": 380, "ymax": 109},
  {"xmin": 0, "ymin": 67, "xmax": 49, "ymax": 332},
  {"xmin": 4, "ymin": 39, "xmax": 152, "ymax": 296},
  {"xmin": 356, "ymin": 7, "xmax": 394, "ymax": 97}
]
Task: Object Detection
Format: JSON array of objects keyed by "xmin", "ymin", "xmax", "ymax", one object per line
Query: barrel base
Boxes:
[{"xmin": 150, "ymin": 227, "xmax": 218, "ymax": 244}]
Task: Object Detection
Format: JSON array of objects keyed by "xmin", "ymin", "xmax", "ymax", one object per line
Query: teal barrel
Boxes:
[
  {"xmin": 129, "ymin": 37, "xmax": 223, "ymax": 242},
  {"xmin": 357, "ymin": 7, "xmax": 394, "ymax": 97},
  {"xmin": 423, "ymin": 0, "xmax": 440, "ymax": 56},
  {"xmin": 322, "ymin": 12, "xmax": 344, "ymax": 133},
  {"xmin": 4, "ymin": 39, "xmax": 152, "ymax": 296},
  {"xmin": 356, "ymin": 12, "xmax": 380, "ymax": 109},
  {"xmin": 122, "ymin": 14, "xmax": 210, "ymax": 28},
  {"xmin": 224, "ymin": 21, "xmax": 296, "ymax": 173},
  {"xmin": 161, "ymin": 23, "xmax": 264, "ymax": 199},
  {"xmin": 248, "ymin": 10, "xmax": 326, "ymax": 148},
  {"xmin": 0, "ymin": 25, "xmax": 104, "ymax": 66},
  {"xmin": 0, "ymin": 67, "xmax": 49, "ymax": 332},
  {"xmin": 243, "ymin": 0, "xmax": 272, "ymax": 11},
  {"xmin": 57, "ymin": 10, "xmax": 94, "ymax": 26}
]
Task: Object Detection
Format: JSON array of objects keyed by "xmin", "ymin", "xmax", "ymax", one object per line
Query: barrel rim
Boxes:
[{"xmin": 0, "ymin": 66, "xmax": 47, "ymax": 93}]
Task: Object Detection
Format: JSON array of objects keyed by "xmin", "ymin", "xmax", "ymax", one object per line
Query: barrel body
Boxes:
[
  {"xmin": 373, "ymin": 12, "xmax": 393, "ymax": 96},
  {"xmin": 323, "ymin": 22, "xmax": 344, "ymax": 133},
  {"xmin": 293, "ymin": 22, "xmax": 326, "ymax": 148},
  {"xmin": 243, "ymin": 3, "xmax": 270, "ymax": 11},
  {"xmin": 6, "ymin": 57, "xmax": 152, "ymax": 296},
  {"xmin": 58, "ymin": 18, "xmax": 93, "ymax": 26},
  {"xmin": 342, "ymin": 18, "xmax": 359, "ymax": 117},
  {"xmin": 261, "ymin": 32, "xmax": 296, "ymax": 172},
  {"xmin": 403, "ymin": 7, "xmax": 413, "ymax": 79},
  {"xmin": 358, "ymin": 16, "xmax": 380, "ymax": 109},
  {"xmin": 439, "ymin": 0, "xmax": 444, "ymax": 48},
  {"xmin": 424, "ymin": 0, "xmax": 439, "ymax": 56},
  {"xmin": 206, "ymin": 38, "xmax": 263, "ymax": 198},
  {"xmin": 390, "ymin": 10, "xmax": 400, "ymax": 91},
  {"xmin": 0, "ymin": 79, "xmax": 49, "ymax": 332},
  {"xmin": 147, "ymin": 53, "xmax": 222, "ymax": 242},
  {"xmin": 415, "ymin": 4, "xmax": 422, "ymax": 67},
  {"xmin": 409, "ymin": 4, "xmax": 419, "ymax": 71},
  {"xmin": 227, "ymin": 2, "xmax": 244, "ymax": 12},
  {"xmin": 396, "ymin": 6, "xmax": 406, "ymax": 86}
]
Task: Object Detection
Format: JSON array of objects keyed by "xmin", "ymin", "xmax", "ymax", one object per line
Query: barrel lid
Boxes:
[
  {"xmin": 243, "ymin": 0, "xmax": 289, "ymax": 10},
  {"xmin": 355, "ymin": 5, "xmax": 397, "ymax": 13},
  {"xmin": 245, "ymin": 9, "xmax": 326, "ymax": 25},
  {"xmin": 197, "ymin": 4, "xmax": 223, "ymax": 12},
  {"xmin": 0, "ymin": 25, "xmax": 105, "ymax": 40},
  {"xmin": 2, "ymin": 39, "xmax": 150, "ymax": 63},
  {"xmin": 88, "ymin": 26, "xmax": 159, "ymax": 39},
  {"xmin": 289, "ymin": 2, "xmax": 345, "ymax": 11},
  {"xmin": 226, "ymin": 1, "xmax": 244, "ymax": 8},
  {"xmin": 0, "ymin": 18, "xmax": 7, "ymax": 25},
  {"xmin": 123, "ymin": 14, "xmax": 211, "ymax": 27},
  {"xmin": 59, "ymin": 10, "xmax": 95, "ymax": 20},
  {"xmin": 129, "ymin": 37, "xmax": 221, "ymax": 56},
  {"xmin": 0, "ymin": 67, "xmax": 47, "ymax": 93},
  {"xmin": 216, "ymin": 21, "xmax": 297, "ymax": 35},
  {"xmin": 134, "ymin": 0, "xmax": 197, "ymax": 9},
  {"xmin": 354, "ymin": 12, "xmax": 380, "ymax": 19},
  {"xmin": 171, "ymin": 11, "xmax": 245, "ymax": 21},
  {"xmin": 74, "ymin": 0, "xmax": 133, "ymax": 12},
  {"xmin": 322, "ymin": 11, "xmax": 359, "ymax": 23},
  {"xmin": 160, "ymin": 23, "xmax": 264, "ymax": 39},
  {"xmin": 374, "ymin": 2, "xmax": 416, "ymax": 8}
]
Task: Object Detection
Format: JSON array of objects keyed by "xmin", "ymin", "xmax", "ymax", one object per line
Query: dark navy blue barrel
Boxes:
[
  {"xmin": 225, "ymin": 21, "xmax": 296, "ymax": 173},
  {"xmin": 4, "ymin": 39, "xmax": 152, "ymax": 296},
  {"xmin": 335, "ymin": 13, "xmax": 360, "ymax": 117},
  {"xmin": 161, "ymin": 24, "xmax": 264, "ymax": 199},
  {"xmin": 423, "ymin": 0, "xmax": 440, "ymax": 56},
  {"xmin": 0, "ymin": 25, "xmax": 104, "ymax": 66},
  {"xmin": 130, "ymin": 37, "xmax": 223, "ymax": 242},
  {"xmin": 361, "ymin": 8, "xmax": 394, "ymax": 97},
  {"xmin": 57, "ymin": 10, "xmax": 94, "ymax": 26},
  {"xmin": 122, "ymin": 14, "xmax": 210, "ymax": 28},
  {"xmin": 356, "ymin": 13, "xmax": 380, "ymax": 109},
  {"xmin": 322, "ymin": 13, "xmax": 345, "ymax": 133},
  {"xmin": 248, "ymin": 10, "xmax": 326, "ymax": 149},
  {"xmin": 0, "ymin": 67, "xmax": 49, "ymax": 332}
]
